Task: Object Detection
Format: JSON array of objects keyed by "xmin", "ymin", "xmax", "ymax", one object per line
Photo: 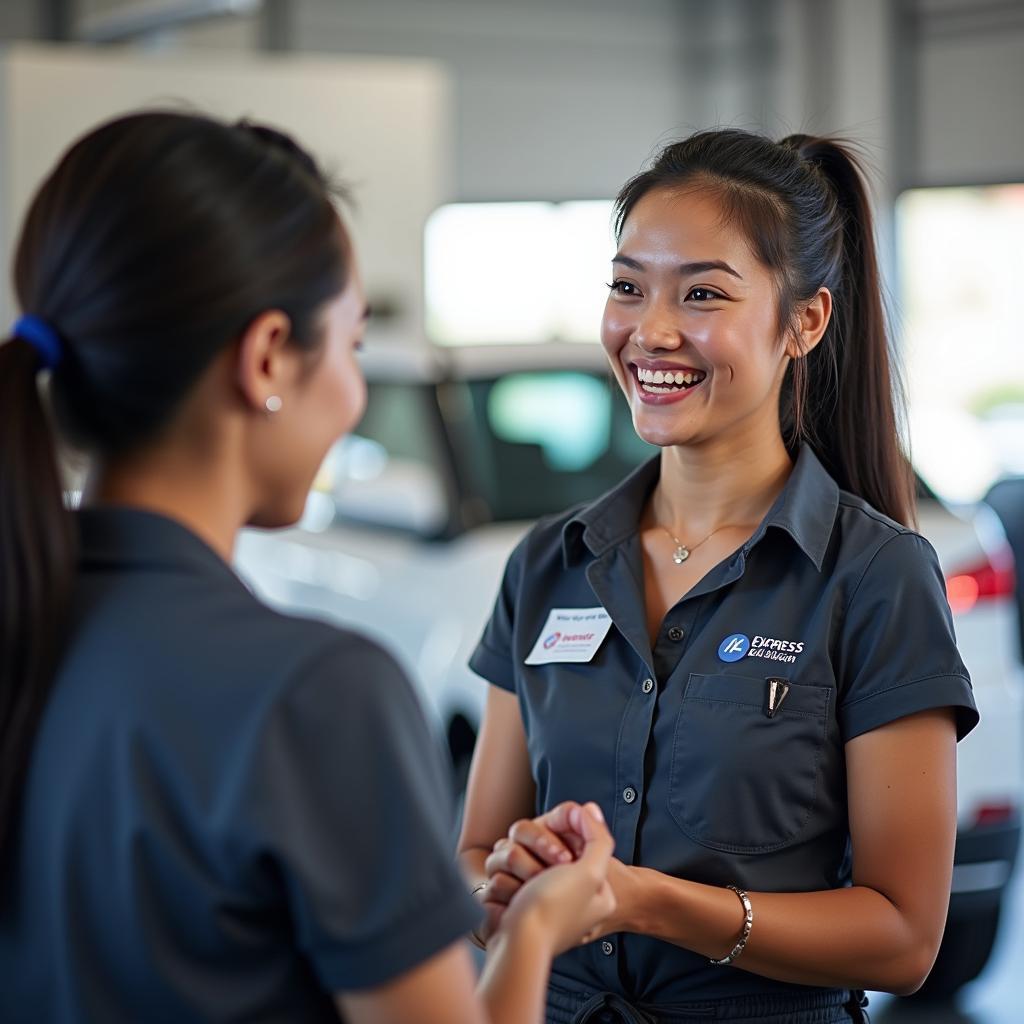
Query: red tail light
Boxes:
[
  {"xmin": 973, "ymin": 801, "xmax": 1018, "ymax": 829},
  {"xmin": 946, "ymin": 550, "xmax": 1016, "ymax": 614}
]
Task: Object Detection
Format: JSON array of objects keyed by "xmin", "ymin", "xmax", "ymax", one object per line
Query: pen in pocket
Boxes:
[{"xmin": 764, "ymin": 677, "xmax": 791, "ymax": 718}]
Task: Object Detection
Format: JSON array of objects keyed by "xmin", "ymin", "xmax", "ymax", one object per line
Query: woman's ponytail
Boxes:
[
  {"xmin": 786, "ymin": 136, "xmax": 916, "ymax": 528},
  {"xmin": 0, "ymin": 337, "xmax": 76, "ymax": 867}
]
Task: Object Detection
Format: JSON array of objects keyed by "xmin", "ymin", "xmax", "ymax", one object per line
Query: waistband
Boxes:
[{"xmin": 546, "ymin": 978, "xmax": 870, "ymax": 1024}]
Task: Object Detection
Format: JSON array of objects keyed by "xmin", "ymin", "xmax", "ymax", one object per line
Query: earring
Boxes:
[{"xmin": 265, "ymin": 395, "xmax": 283, "ymax": 414}]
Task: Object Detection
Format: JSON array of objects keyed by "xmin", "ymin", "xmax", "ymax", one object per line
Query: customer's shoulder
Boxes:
[{"xmin": 243, "ymin": 601, "xmax": 403, "ymax": 683}]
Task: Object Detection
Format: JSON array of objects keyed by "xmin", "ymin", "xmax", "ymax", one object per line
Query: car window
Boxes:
[
  {"xmin": 456, "ymin": 370, "xmax": 656, "ymax": 521},
  {"xmin": 321, "ymin": 381, "xmax": 451, "ymax": 535}
]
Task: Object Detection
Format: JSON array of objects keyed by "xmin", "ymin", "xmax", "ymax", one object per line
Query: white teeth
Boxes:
[
  {"xmin": 636, "ymin": 366, "xmax": 707, "ymax": 393},
  {"xmin": 636, "ymin": 367, "xmax": 708, "ymax": 392}
]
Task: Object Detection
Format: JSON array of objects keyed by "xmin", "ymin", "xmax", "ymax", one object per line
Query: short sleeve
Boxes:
[
  {"xmin": 235, "ymin": 633, "xmax": 483, "ymax": 992},
  {"xmin": 837, "ymin": 531, "xmax": 979, "ymax": 743},
  {"xmin": 468, "ymin": 535, "xmax": 527, "ymax": 693}
]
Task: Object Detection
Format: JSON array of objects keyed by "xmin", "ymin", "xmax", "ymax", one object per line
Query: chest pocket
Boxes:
[{"xmin": 668, "ymin": 672, "xmax": 830, "ymax": 854}]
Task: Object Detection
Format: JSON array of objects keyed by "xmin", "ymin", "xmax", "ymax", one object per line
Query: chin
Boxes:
[
  {"xmin": 248, "ymin": 499, "xmax": 307, "ymax": 531},
  {"xmin": 632, "ymin": 413, "xmax": 697, "ymax": 450}
]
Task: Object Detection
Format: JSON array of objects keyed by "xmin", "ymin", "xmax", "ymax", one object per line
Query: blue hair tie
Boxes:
[{"xmin": 12, "ymin": 314, "xmax": 63, "ymax": 371}]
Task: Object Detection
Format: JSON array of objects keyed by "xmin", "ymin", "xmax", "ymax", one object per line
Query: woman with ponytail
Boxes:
[
  {"xmin": 0, "ymin": 111, "xmax": 617, "ymax": 1024},
  {"xmin": 460, "ymin": 129, "xmax": 978, "ymax": 1023}
]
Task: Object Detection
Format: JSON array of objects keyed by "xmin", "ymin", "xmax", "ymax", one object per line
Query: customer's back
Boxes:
[{"xmin": 3, "ymin": 506, "xmax": 471, "ymax": 1022}]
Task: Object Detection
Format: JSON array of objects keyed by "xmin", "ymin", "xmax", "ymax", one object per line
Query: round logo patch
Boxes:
[
  {"xmin": 717, "ymin": 633, "xmax": 750, "ymax": 663},
  {"xmin": 543, "ymin": 632, "xmax": 562, "ymax": 650}
]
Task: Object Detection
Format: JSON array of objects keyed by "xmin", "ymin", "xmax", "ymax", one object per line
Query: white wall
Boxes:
[{"xmin": 0, "ymin": 45, "xmax": 453, "ymax": 339}]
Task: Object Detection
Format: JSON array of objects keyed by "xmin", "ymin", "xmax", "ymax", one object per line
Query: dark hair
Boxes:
[
  {"xmin": 0, "ymin": 111, "xmax": 350, "ymax": 865},
  {"xmin": 614, "ymin": 128, "xmax": 915, "ymax": 528}
]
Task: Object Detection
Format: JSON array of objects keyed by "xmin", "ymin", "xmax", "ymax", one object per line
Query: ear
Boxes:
[
  {"xmin": 235, "ymin": 310, "xmax": 294, "ymax": 413},
  {"xmin": 785, "ymin": 287, "xmax": 832, "ymax": 359}
]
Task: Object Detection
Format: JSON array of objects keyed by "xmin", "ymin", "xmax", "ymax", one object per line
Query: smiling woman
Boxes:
[{"xmin": 459, "ymin": 129, "xmax": 979, "ymax": 1024}]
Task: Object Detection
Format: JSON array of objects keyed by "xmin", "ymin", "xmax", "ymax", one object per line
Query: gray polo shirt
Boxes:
[
  {"xmin": 1, "ymin": 507, "xmax": 481, "ymax": 1023},
  {"xmin": 471, "ymin": 445, "xmax": 978, "ymax": 1007}
]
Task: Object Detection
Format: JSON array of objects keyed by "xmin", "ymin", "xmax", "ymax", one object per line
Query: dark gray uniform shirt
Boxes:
[
  {"xmin": 1, "ymin": 508, "xmax": 481, "ymax": 1023},
  {"xmin": 471, "ymin": 445, "xmax": 978, "ymax": 1007}
]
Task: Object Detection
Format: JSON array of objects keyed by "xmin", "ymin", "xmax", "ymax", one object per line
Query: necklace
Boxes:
[{"xmin": 659, "ymin": 524, "xmax": 739, "ymax": 565}]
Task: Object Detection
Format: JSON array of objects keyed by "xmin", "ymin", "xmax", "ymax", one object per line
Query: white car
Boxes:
[{"xmin": 235, "ymin": 342, "xmax": 1023, "ymax": 1001}]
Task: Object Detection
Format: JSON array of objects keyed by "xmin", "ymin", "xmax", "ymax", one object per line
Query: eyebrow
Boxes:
[{"xmin": 612, "ymin": 254, "xmax": 743, "ymax": 280}]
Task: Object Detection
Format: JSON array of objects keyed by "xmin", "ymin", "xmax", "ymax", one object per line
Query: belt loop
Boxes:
[{"xmin": 844, "ymin": 990, "xmax": 871, "ymax": 1023}]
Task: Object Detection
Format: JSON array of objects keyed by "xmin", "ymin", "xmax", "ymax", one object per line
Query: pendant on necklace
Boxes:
[{"xmin": 673, "ymin": 546, "xmax": 690, "ymax": 565}]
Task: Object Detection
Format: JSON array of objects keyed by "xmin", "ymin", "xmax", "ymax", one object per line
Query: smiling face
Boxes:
[{"xmin": 601, "ymin": 184, "xmax": 795, "ymax": 451}]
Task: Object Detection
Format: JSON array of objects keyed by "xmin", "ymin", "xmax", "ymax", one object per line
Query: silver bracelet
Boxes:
[
  {"xmin": 468, "ymin": 883, "xmax": 489, "ymax": 950},
  {"xmin": 708, "ymin": 885, "xmax": 753, "ymax": 966}
]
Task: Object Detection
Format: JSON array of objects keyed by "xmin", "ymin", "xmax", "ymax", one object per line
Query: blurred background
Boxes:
[{"xmin": 1, "ymin": 1, "xmax": 1022, "ymax": 1020}]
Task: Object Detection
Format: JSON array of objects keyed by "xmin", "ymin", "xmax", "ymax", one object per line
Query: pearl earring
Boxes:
[{"xmin": 265, "ymin": 395, "xmax": 283, "ymax": 414}]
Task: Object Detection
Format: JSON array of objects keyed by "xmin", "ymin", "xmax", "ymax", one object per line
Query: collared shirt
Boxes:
[
  {"xmin": 470, "ymin": 445, "xmax": 978, "ymax": 1006},
  {"xmin": 1, "ymin": 507, "xmax": 481, "ymax": 1024}
]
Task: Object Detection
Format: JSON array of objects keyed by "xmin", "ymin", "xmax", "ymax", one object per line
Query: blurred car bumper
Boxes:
[{"xmin": 950, "ymin": 812, "xmax": 1021, "ymax": 915}]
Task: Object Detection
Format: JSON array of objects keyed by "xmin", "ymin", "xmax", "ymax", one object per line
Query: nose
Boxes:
[{"xmin": 630, "ymin": 308, "xmax": 682, "ymax": 352}]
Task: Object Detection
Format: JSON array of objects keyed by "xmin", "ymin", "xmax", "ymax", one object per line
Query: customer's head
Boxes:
[
  {"xmin": 0, "ymin": 111, "xmax": 367, "ymax": 859},
  {"xmin": 603, "ymin": 128, "xmax": 913, "ymax": 527}
]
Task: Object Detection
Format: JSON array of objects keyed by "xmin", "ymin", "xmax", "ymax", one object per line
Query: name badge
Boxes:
[{"xmin": 525, "ymin": 607, "xmax": 613, "ymax": 665}]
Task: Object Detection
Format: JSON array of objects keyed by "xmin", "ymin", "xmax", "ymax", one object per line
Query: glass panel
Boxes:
[
  {"xmin": 897, "ymin": 184, "xmax": 1024, "ymax": 504},
  {"xmin": 424, "ymin": 202, "xmax": 555, "ymax": 346},
  {"xmin": 458, "ymin": 370, "xmax": 655, "ymax": 521},
  {"xmin": 424, "ymin": 200, "xmax": 615, "ymax": 346},
  {"xmin": 320, "ymin": 382, "xmax": 449, "ymax": 535}
]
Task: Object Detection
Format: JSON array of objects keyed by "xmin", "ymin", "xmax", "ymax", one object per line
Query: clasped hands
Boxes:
[{"xmin": 478, "ymin": 801, "xmax": 637, "ymax": 950}]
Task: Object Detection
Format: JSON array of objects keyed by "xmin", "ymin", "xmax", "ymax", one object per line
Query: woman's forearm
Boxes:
[
  {"xmin": 632, "ymin": 869, "xmax": 937, "ymax": 996},
  {"xmin": 477, "ymin": 911, "xmax": 553, "ymax": 1024}
]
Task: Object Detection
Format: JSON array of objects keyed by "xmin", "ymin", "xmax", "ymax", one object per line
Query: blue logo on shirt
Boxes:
[{"xmin": 718, "ymin": 633, "xmax": 750, "ymax": 662}]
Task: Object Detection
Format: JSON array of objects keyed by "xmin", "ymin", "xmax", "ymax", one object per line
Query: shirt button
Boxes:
[
  {"xmin": 601, "ymin": 940, "xmax": 615, "ymax": 956},
  {"xmin": 668, "ymin": 626, "xmax": 684, "ymax": 642},
  {"xmin": 623, "ymin": 787, "xmax": 637, "ymax": 804},
  {"xmin": 641, "ymin": 678, "xmax": 654, "ymax": 694}
]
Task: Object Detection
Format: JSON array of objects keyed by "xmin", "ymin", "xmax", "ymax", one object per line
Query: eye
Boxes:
[
  {"xmin": 686, "ymin": 286, "xmax": 723, "ymax": 302},
  {"xmin": 607, "ymin": 279, "xmax": 642, "ymax": 298}
]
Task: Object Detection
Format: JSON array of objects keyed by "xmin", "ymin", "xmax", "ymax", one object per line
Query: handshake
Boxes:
[{"xmin": 472, "ymin": 801, "xmax": 619, "ymax": 956}]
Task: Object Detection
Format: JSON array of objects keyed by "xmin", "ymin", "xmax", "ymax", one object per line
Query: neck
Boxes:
[
  {"xmin": 651, "ymin": 424, "xmax": 795, "ymax": 538},
  {"xmin": 84, "ymin": 442, "xmax": 250, "ymax": 564}
]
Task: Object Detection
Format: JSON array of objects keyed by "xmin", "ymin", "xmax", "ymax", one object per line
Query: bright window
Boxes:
[
  {"xmin": 424, "ymin": 200, "xmax": 615, "ymax": 345},
  {"xmin": 897, "ymin": 184, "xmax": 1024, "ymax": 504}
]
